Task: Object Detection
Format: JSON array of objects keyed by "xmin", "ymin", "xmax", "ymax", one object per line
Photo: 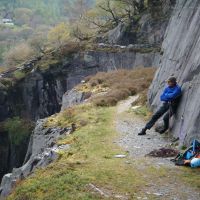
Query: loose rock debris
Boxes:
[{"xmin": 146, "ymin": 148, "xmax": 178, "ymax": 158}]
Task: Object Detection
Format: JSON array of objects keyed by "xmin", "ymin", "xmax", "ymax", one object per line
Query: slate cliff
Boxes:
[
  {"xmin": 0, "ymin": 49, "xmax": 160, "ymax": 122},
  {"xmin": 0, "ymin": 0, "xmax": 177, "ymax": 196},
  {"xmin": 0, "ymin": 48, "xmax": 160, "ymax": 184},
  {"xmin": 149, "ymin": 0, "xmax": 200, "ymax": 145}
]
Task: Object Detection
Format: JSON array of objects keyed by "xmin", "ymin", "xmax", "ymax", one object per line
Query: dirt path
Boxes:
[{"xmin": 115, "ymin": 96, "xmax": 200, "ymax": 200}]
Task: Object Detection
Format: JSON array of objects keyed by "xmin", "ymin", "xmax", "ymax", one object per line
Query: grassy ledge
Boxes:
[
  {"xmin": 8, "ymin": 104, "xmax": 144, "ymax": 200},
  {"xmin": 7, "ymin": 68, "xmax": 200, "ymax": 200}
]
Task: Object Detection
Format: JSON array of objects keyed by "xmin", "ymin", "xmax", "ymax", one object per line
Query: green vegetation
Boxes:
[
  {"xmin": 6, "ymin": 67, "xmax": 200, "ymax": 199},
  {"xmin": 4, "ymin": 117, "xmax": 33, "ymax": 146},
  {"xmin": 0, "ymin": 0, "xmax": 164, "ymax": 69},
  {"xmin": 181, "ymin": 168, "xmax": 200, "ymax": 189},
  {"xmin": 8, "ymin": 104, "xmax": 144, "ymax": 200},
  {"xmin": 7, "ymin": 103, "xmax": 200, "ymax": 200},
  {"xmin": 13, "ymin": 71, "xmax": 26, "ymax": 80},
  {"xmin": 45, "ymin": 104, "xmax": 93, "ymax": 128},
  {"xmin": 37, "ymin": 58, "xmax": 61, "ymax": 72},
  {"xmin": 0, "ymin": 0, "xmax": 95, "ymax": 24},
  {"xmin": 132, "ymin": 105, "xmax": 150, "ymax": 117},
  {"xmin": 0, "ymin": 0, "xmax": 95, "ymax": 67}
]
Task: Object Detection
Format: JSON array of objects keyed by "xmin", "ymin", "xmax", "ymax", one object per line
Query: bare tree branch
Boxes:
[{"xmin": 98, "ymin": 0, "xmax": 120, "ymax": 25}]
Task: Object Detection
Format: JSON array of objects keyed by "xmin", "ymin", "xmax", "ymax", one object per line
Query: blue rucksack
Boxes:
[
  {"xmin": 184, "ymin": 139, "xmax": 200, "ymax": 159},
  {"xmin": 172, "ymin": 139, "xmax": 200, "ymax": 166}
]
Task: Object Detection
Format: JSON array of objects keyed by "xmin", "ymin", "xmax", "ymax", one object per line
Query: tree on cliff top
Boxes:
[
  {"xmin": 48, "ymin": 22, "xmax": 71, "ymax": 49},
  {"xmin": 71, "ymin": 0, "xmax": 146, "ymax": 40},
  {"xmin": 4, "ymin": 43, "xmax": 35, "ymax": 67},
  {"xmin": 93, "ymin": 0, "xmax": 145, "ymax": 24}
]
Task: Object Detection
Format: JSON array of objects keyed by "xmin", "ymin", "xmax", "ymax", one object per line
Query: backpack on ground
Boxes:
[{"xmin": 171, "ymin": 139, "xmax": 200, "ymax": 166}]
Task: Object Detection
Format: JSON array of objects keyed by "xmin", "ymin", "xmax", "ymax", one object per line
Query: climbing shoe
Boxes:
[
  {"xmin": 138, "ymin": 128, "xmax": 147, "ymax": 136},
  {"xmin": 158, "ymin": 128, "xmax": 168, "ymax": 134}
]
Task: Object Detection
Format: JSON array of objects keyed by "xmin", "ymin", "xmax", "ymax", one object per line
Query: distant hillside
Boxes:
[
  {"xmin": 0, "ymin": 0, "xmax": 95, "ymax": 24},
  {"xmin": 0, "ymin": 0, "xmax": 95, "ymax": 65}
]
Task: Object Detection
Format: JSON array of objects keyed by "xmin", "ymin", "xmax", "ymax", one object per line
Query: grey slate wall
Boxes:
[{"xmin": 148, "ymin": 0, "xmax": 200, "ymax": 145}]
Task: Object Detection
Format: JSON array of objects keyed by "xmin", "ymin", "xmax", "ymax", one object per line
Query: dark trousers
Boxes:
[{"xmin": 145, "ymin": 102, "xmax": 177, "ymax": 130}]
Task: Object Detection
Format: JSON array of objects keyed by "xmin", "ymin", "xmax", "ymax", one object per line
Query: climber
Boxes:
[{"xmin": 138, "ymin": 76, "xmax": 182, "ymax": 135}]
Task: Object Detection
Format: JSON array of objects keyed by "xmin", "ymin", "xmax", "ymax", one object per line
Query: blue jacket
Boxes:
[{"xmin": 160, "ymin": 84, "xmax": 182, "ymax": 102}]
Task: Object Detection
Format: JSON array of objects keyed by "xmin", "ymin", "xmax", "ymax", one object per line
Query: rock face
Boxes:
[
  {"xmin": 0, "ymin": 85, "xmax": 88, "ymax": 198},
  {"xmin": 138, "ymin": 0, "xmax": 177, "ymax": 45},
  {"xmin": 4, "ymin": 69, "xmax": 67, "ymax": 121},
  {"xmin": 0, "ymin": 47, "xmax": 161, "ymax": 189},
  {"xmin": 83, "ymin": 50, "xmax": 160, "ymax": 71},
  {"xmin": 108, "ymin": 23, "xmax": 128, "ymax": 44},
  {"xmin": 0, "ymin": 85, "xmax": 9, "ymax": 121},
  {"xmin": 0, "ymin": 128, "xmax": 30, "ymax": 182},
  {"xmin": 97, "ymin": 0, "xmax": 174, "ymax": 45},
  {"xmin": 138, "ymin": 13, "xmax": 168, "ymax": 44},
  {"xmin": 148, "ymin": 0, "xmax": 200, "ymax": 145},
  {"xmin": 0, "ymin": 50, "xmax": 160, "ymax": 122},
  {"xmin": 0, "ymin": 132, "xmax": 9, "ymax": 181},
  {"xmin": 61, "ymin": 89, "xmax": 87, "ymax": 111},
  {"xmin": 0, "ymin": 119, "xmax": 71, "ymax": 198}
]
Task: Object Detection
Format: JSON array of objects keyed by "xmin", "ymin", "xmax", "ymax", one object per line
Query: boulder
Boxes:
[{"xmin": 61, "ymin": 89, "xmax": 86, "ymax": 111}]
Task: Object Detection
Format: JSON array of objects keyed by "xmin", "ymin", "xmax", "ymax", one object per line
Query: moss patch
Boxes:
[
  {"xmin": 36, "ymin": 58, "xmax": 61, "ymax": 71},
  {"xmin": 4, "ymin": 117, "xmax": 34, "ymax": 146},
  {"xmin": 13, "ymin": 71, "xmax": 26, "ymax": 80}
]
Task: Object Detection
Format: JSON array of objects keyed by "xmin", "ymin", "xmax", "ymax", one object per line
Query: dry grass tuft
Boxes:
[
  {"xmin": 60, "ymin": 42, "xmax": 81, "ymax": 56},
  {"xmin": 83, "ymin": 67, "xmax": 156, "ymax": 106}
]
